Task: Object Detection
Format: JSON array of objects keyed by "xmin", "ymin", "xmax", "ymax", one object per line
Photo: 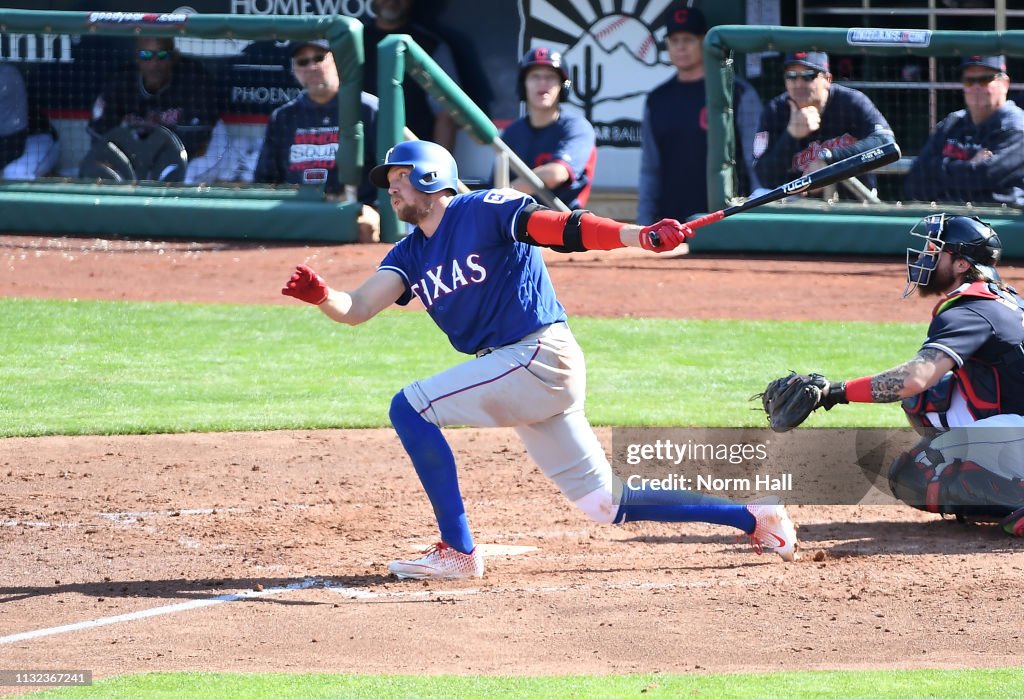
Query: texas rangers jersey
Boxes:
[
  {"xmin": 500, "ymin": 110, "xmax": 597, "ymax": 210},
  {"xmin": 904, "ymin": 101, "xmax": 1024, "ymax": 207},
  {"xmin": 753, "ymin": 83, "xmax": 893, "ymax": 189},
  {"xmin": 253, "ymin": 91, "xmax": 378, "ymax": 203},
  {"xmin": 379, "ymin": 189, "xmax": 567, "ymax": 355},
  {"xmin": 924, "ymin": 281, "xmax": 1024, "ymax": 415}
]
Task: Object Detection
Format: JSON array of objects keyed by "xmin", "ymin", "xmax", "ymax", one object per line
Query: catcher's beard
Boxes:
[{"xmin": 918, "ymin": 263, "xmax": 959, "ymax": 297}]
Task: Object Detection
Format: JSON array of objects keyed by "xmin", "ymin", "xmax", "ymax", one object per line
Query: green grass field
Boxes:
[
  {"xmin": 23, "ymin": 668, "xmax": 1024, "ymax": 698},
  {"xmin": 0, "ymin": 297, "xmax": 922, "ymax": 437},
  {"xmin": 6, "ymin": 297, "xmax": 1016, "ymax": 698}
]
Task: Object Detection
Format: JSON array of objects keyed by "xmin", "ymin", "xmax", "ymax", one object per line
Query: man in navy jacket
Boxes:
[{"xmin": 905, "ymin": 55, "xmax": 1024, "ymax": 208}]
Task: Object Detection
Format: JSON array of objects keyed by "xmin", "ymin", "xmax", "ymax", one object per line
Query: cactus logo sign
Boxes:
[{"xmin": 517, "ymin": 0, "xmax": 677, "ymax": 150}]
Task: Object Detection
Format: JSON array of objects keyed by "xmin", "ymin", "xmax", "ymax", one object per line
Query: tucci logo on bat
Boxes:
[
  {"xmin": 782, "ymin": 176, "xmax": 812, "ymax": 194},
  {"xmin": 860, "ymin": 147, "xmax": 885, "ymax": 162}
]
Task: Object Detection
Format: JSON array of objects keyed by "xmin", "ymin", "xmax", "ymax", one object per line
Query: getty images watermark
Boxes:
[
  {"xmin": 611, "ymin": 427, "xmax": 914, "ymax": 505},
  {"xmin": 624, "ymin": 438, "xmax": 793, "ymax": 494}
]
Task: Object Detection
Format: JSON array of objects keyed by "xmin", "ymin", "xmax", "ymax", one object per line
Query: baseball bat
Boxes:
[
  {"xmin": 649, "ymin": 141, "xmax": 901, "ymax": 246},
  {"xmin": 692, "ymin": 141, "xmax": 901, "ymax": 229}
]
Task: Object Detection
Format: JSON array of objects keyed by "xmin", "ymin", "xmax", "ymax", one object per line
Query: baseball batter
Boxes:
[{"xmin": 282, "ymin": 140, "xmax": 798, "ymax": 579}]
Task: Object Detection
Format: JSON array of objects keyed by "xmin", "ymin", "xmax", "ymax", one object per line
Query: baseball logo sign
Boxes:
[{"xmin": 517, "ymin": 0, "xmax": 680, "ymax": 149}]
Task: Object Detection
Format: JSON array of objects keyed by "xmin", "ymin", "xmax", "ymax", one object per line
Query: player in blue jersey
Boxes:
[
  {"xmin": 500, "ymin": 47, "xmax": 597, "ymax": 210},
  {"xmin": 281, "ymin": 140, "xmax": 799, "ymax": 579},
  {"xmin": 905, "ymin": 56, "xmax": 1024, "ymax": 207}
]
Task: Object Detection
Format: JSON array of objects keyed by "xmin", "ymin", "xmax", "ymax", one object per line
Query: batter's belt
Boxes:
[
  {"xmin": 405, "ymin": 321, "xmax": 582, "ymax": 429},
  {"xmin": 475, "ymin": 322, "xmax": 568, "ymax": 358}
]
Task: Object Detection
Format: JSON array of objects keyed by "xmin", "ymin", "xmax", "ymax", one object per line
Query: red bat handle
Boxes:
[
  {"xmin": 646, "ymin": 209, "xmax": 726, "ymax": 248},
  {"xmin": 686, "ymin": 210, "xmax": 726, "ymax": 230}
]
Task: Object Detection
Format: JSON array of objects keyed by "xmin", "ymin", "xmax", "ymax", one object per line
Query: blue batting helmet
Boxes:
[{"xmin": 368, "ymin": 140, "xmax": 459, "ymax": 194}]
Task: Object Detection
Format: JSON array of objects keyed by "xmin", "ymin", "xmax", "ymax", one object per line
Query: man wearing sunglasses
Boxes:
[
  {"xmin": 254, "ymin": 39, "xmax": 380, "ymax": 242},
  {"xmin": 86, "ymin": 37, "xmax": 226, "ymax": 182},
  {"xmin": 905, "ymin": 55, "xmax": 1024, "ymax": 208},
  {"xmin": 752, "ymin": 51, "xmax": 894, "ymax": 196}
]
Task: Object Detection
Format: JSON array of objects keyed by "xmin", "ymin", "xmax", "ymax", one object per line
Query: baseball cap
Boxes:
[
  {"xmin": 960, "ymin": 55, "xmax": 1006, "ymax": 72},
  {"xmin": 289, "ymin": 38, "xmax": 331, "ymax": 56},
  {"xmin": 664, "ymin": 4, "xmax": 708, "ymax": 36},
  {"xmin": 784, "ymin": 51, "xmax": 829, "ymax": 73}
]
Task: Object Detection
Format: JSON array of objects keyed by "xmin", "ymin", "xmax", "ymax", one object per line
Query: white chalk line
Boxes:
[
  {"xmin": 0, "ymin": 565, "xmax": 763, "ymax": 647},
  {"xmin": 97, "ymin": 507, "xmax": 247, "ymax": 524},
  {"xmin": 0, "ymin": 578, "xmax": 319, "ymax": 646},
  {"xmin": 1, "ymin": 519, "xmax": 66, "ymax": 529}
]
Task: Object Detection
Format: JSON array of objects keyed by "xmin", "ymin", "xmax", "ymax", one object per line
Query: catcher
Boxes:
[{"xmin": 761, "ymin": 214, "xmax": 1024, "ymax": 535}]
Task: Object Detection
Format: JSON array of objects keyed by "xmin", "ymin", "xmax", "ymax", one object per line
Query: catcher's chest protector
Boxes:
[{"xmin": 928, "ymin": 282, "xmax": 1024, "ymax": 418}]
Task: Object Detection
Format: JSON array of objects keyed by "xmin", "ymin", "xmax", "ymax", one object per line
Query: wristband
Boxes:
[{"xmin": 845, "ymin": 376, "xmax": 874, "ymax": 403}]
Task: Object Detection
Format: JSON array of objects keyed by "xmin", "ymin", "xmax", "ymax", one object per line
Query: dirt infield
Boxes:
[{"xmin": 3, "ymin": 235, "xmax": 1023, "ymax": 679}]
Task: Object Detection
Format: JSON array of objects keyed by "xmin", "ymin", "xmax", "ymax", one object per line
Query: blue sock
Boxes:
[
  {"xmin": 615, "ymin": 482, "xmax": 756, "ymax": 533},
  {"xmin": 389, "ymin": 391, "xmax": 475, "ymax": 554}
]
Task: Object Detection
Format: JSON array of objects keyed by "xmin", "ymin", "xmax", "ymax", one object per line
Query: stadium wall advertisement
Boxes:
[{"xmin": 0, "ymin": 0, "xmax": 728, "ymax": 188}]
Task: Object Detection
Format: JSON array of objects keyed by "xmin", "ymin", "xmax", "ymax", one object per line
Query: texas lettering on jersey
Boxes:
[
  {"xmin": 379, "ymin": 190, "xmax": 567, "ymax": 355},
  {"xmin": 409, "ymin": 254, "xmax": 488, "ymax": 308}
]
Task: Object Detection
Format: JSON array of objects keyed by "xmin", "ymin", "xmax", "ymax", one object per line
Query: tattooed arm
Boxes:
[{"xmin": 865, "ymin": 348, "xmax": 956, "ymax": 402}]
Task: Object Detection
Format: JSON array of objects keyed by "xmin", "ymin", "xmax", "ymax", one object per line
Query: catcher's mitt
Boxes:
[{"xmin": 759, "ymin": 372, "xmax": 833, "ymax": 433}]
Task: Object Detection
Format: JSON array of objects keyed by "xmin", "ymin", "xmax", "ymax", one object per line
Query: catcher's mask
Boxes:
[
  {"xmin": 904, "ymin": 214, "xmax": 1002, "ymax": 297},
  {"xmin": 368, "ymin": 140, "xmax": 459, "ymax": 194}
]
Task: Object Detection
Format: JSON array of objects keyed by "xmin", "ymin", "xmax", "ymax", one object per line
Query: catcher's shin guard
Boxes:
[{"xmin": 888, "ymin": 440, "xmax": 1024, "ymax": 520}]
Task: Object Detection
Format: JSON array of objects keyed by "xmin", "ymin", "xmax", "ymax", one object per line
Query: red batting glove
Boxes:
[
  {"xmin": 638, "ymin": 218, "xmax": 694, "ymax": 252},
  {"xmin": 281, "ymin": 264, "xmax": 329, "ymax": 305}
]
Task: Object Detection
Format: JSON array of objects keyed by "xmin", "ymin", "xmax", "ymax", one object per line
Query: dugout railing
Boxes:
[
  {"xmin": 0, "ymin": 10, "xmax": 549, "ymax": 244},
  {"xmin": 0, "ymin": 10, "xmax": 368, "ymax": 243},
  {"xmin": 700, "ymin": 25, "xmax": 1024, "ymax": 257},
  {"xmin": 373, "ymin": 33, "xmax": 572, "ymax": 241}
]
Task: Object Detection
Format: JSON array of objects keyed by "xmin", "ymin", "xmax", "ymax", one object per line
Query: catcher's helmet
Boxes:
[
  {"xmin": 905, "ymin": 214, "xmax": 1002, "ymax": 296},
  {"xmin": 517, "ymin": 46, "xmax": 571, "ymax": 102},
  {"xmin": 368, "ymin": 140, "xmax": 459, "ymax": 194}
]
